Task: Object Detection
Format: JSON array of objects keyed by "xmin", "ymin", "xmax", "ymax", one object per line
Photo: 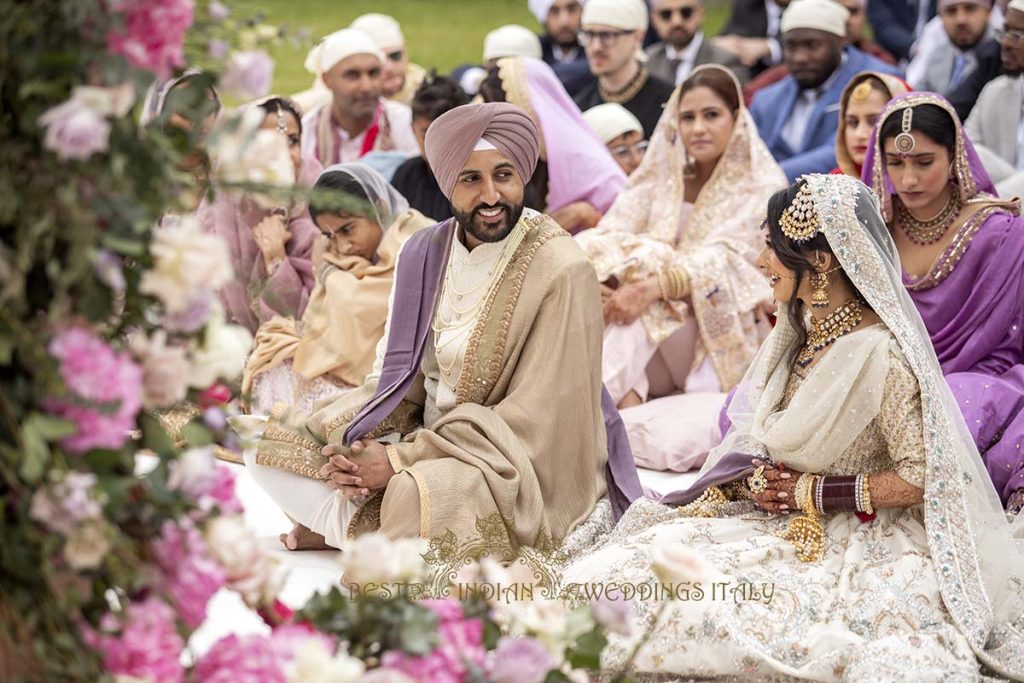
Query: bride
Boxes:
[{"xmin": 561, "ymin": 173, "xmax": 1024, "ymax": 680}]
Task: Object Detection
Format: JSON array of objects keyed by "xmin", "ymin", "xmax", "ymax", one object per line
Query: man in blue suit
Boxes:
[
  {"xmin": 869, "ymin": 0, "xmax": 937, "ymax": 62},
  {"xmin": 749, "ymin": 0, "xmax": 901, "ymax": 181}
]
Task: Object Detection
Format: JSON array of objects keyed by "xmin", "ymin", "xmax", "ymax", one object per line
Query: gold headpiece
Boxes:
[
  {"xmin": 778, "ymin": 183, "xmax": 820, "ymax": 243},
  {"xmin": 851, "ymin": 80, "xmax": 873, "ymax": 102},
  {"xmin": 894, "ymin": 107, "xmax": 916, "ymax": 155}
]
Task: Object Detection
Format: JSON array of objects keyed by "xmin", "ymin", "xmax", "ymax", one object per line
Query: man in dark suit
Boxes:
[
  {"xmin": 868, "ymin": 0, "xmax": 937, "ymax": 61},
  {"xmin": 713, "ymin": 0, "xmax": 791, "ymax": 75},
  {"xmin": 646, "ymin": 0, "xmax": 752, "ymax": 84},
  {"xmin": 531, "ymin": 0, "xmax": 595, "ymax": 96}
]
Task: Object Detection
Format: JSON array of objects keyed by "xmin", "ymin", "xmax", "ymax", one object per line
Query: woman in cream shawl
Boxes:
[
  {"xmin": 243, "ymin": 163, "xmax": 434, "ymax": 414},
  {"xmin": 562, "ymin": 174, "xmax": 1024, "ymax": 681},
  {"xmin": 575, "ymin": 64, "xmax": 785, "ymax": 470}
]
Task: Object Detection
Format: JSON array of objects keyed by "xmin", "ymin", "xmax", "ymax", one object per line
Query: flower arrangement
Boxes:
[{"xmin": 1, "ymin": 2, "xmax": 627, "ymax": 681}]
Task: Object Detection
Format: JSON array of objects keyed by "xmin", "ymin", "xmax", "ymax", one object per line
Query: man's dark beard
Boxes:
[{"xmin": 453, "ymin": 201, "xmax": 525, "ymax": 244}]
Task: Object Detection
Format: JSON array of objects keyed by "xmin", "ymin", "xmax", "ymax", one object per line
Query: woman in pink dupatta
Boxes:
[
  {"xmin": 200, "ymin": 96, "xmax": 323, "ymax": 333},
  {"xmin": 479, "ymin": 56, "xmax": 626, "ymax": 233},
  {"xmin": 862, "ymin": 92, "xmax": 1024, "ymax": 512}
]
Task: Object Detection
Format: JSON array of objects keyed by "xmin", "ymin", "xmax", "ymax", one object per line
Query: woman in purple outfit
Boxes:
[{"xmin": 862, "ymin": 92, "xmax": 1024, "ymax": 512}]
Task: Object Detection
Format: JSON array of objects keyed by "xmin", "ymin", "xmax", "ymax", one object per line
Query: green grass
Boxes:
[{"xmin": 235, "ymin": 0, "xmax": 731, "ymax": 97}]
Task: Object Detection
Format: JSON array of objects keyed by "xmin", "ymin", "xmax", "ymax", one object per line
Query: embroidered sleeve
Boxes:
[{"xmin": 878, "ymin": 351, "xmax": 927, "ymax": 489}]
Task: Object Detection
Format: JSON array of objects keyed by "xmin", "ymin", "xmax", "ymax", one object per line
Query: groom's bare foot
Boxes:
[{"xmin": 278, "ymin": 523, "xmax": 331, "ymax": 551}]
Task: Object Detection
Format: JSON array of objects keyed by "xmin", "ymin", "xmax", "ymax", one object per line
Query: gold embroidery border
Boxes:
[{"xmin": 455, "ymin": 214, "xmax": 563, "ymax": 405}]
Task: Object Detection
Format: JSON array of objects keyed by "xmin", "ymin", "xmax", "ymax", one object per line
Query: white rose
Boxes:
[
  {"xmin": 140, "ymin": 216, "xmax": 233, "ymax": 314},
  {"xmin": 205, "ymin": 515, "xmax": 284, "ymax": 607},
  {"xmin": 340, "ymin": 533, "xmax": 399, "ymax": 585},
  {"xmin": 286, "ymin": 640, "xmax": 365, "ymax": 683},
  {"xmin": 72, "ymin": 83, "xmax": 136, "ymax": 118},
  {"xmin": 650, "ymin": 541, "xmax": 712, "ymax": 587},
  {"xmin": 212, "ymin": 108, "xmax": 295, "ymax": 209},
  {"xmin": 392, "ymin": 537, "xmax": 429, "ymax": 583},
  {"xmin": 188, "ymin": 307, "xmax": 253, "ymax": 388},
  {"xmin": 513, "ymin": 599, "xmax": 571, "ymax": 661},
  {"xmin": 64, "ymin": 521, "xmax": 111, "ymax": 570},
  {"xmin": 129, "ymin": 330, "xmax": 190, "ymax": 410},
  {"xmin": 167, "ymin": 447, "xmax": 217, "ymax": 497}
]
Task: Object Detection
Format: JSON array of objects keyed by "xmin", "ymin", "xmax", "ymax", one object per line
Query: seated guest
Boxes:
[
  {"xmin": 575, "ymin": 66, "xmax": 784, "ymax": 448},
  {"xmin": 480, "ymin": 57, "xmax": 626, "ymax": 232},
  {"xmin": 247, "ymin": 102, "xmax": 642, "ymax": 552},
  {"xmin": 965, "ymin": 0, "xmax": 1024, "ymax": 197},
  {"xmin": 646, "ymin": 0, "xmax": 751, "ymax": 85},
  {"xmin": 868, "ymin": 0, "xmax": 936, "ymax": 62},
  {"xmin": 743, "ymin": 0, "xmax": 897, "ymax": 104},
  {"xmin": 483, "ymin": 24, "xmax": 543, "ymax": 68},
  {"xmin": 713, "ymin": 0, "xmax": 789, "ymax": 76},
  {"xmin": 833, "ymin": 71, "xmax": 911, "ymax": 176},
  {"xmin": 391, "ymin": 75, "xmax": 468, "ymax": 222},
  {"xmin": 863, "ymin": 93, "xmax": 1024, "ymax": 511},
  {"xmin": 749, "ymin": 0, "xmax": 900, "ymax": 180},
  {"xmin": 299, "ymin": 29, "xmax": 418, "ymax": 167},
  {"xmin": 243, "ymin": 163, "xmax": 434, "ymax": 415},
  {"xmin": 561, "ymin": 173, "xmax": 1024, "ymax": 680},
  {"xmin": 530, "ymin": 0, "xmax": 594, "ymax": 96},
  {"xmin": 908, "ymin": 0, "xmax": 995, "ymax": 95},
  {"xmin": 582, "ymin": 102, "xmax": 648, "ymax": 175},
  {"xmin": 201, "ymin": 97, "xmax": 322, "ymax": 334},
  {"xmin": 574, "ymin": 0, "xmax": 676, "ymax": 138},
  {"xmin": 947, "ymin": 36, "xmax": 1004, "ymax": 119},
  {"xmin": 351, "ymin": 14, "xmax": 428, "ymax": 106}
]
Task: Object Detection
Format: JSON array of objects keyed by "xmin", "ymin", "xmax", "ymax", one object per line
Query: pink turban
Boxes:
[{"xmin": 424, "ymin": 102, "xmax": 540, "ymax": 199}]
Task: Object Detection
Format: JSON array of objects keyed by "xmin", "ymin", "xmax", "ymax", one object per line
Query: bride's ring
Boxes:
[{"xmin": 747, "ymin": 465, "xmax": 768, "ymax": 494}]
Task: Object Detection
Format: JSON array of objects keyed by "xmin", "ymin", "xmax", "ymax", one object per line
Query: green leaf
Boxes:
[
  {"xmin": 83, "ymin": 449, "xmax": 123, "ymax": 474},
  {"xmin": 140, "ymin": 413, "xmax": 176, "ymax": 455},
  {"xmin": 396, "ymin": 603, "xmax": 440, "ymax": 656},
  {"xmin": 99, "ymin": 233, "xmax": 147, "ymax": 257},
  {"xmin": 566, "ymin": 629, "xmax": 608, "ymax": 671},
  {"xmin": 19, "ymin": 413, "xmax": 74, "ymax": 483},
  {"xmin": 180, "ymin": 421, "xmax": 213, "ymax": 447},
  {"xmin": 543, "ymin": 671, "xmax": 572, "ymax": 683}
]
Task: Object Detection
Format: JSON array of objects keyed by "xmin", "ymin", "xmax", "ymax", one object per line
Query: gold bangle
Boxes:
[
  {"xmin": 862, "ymin": 473, "xmax": 874, "ymax": 515},
  {"xmin": 657, "ymin": 270, "xmax": 672, "ymax": 301}
]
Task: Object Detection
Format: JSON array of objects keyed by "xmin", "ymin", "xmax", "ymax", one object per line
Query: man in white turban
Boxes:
[
  {"xmin": 483, "ymin": 24, "xmax": 544, "ymax": 67},
  {"xmin": 582, "ymin": 102, "xmax": 647, "ymax": 175},
  {"xmin": 748, "ymin": 0, "xmax": 900, "ymax": 180},
  {"xmin": 573, "ymin": 0, "xmax": 675, "ymax": 138},
  {"xmin": 530, "ymin": 0, "xmax": 595, "ymax": 96},
  {"xmin": 251, "ymin": 101, "xmax": 642, "ymax": 554},
  {"xmin": 296, "ymin": 28, "xmax": 419, "ymax": 167},
  {"xmin": 350, "ymin": 13, "xmax": 428, "ymax": 106}
]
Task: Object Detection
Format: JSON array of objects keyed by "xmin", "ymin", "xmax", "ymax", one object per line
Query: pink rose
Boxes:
[
  {"xmin": 219, "ymin": 51, "xmax": 274, "ymax": 101},
  {"xmin": 489, "ymin": 637, "xmax": 554, "ymax": 683},
  {"xmin": 106, "ymin": 0, "xmax": 194, "ymax": 78},
  {"xmin": 81, "ymin": 597, "xmax": 185, "ymax": 683},
  {"xmin": 37, "ymin": 99, "xmax": 111, "ymax": 161},
  {"xmin": 209, "ymin": 2, "xmax": 230, "ymax": 20},
  {"xmin": 129, "ymin": 331, "xmax": 190, "ymax": 410},
  {"xmin": 46, "ymin": 327, "xmax": 142, "ymax": 453},
  {"xmin": 381, "ymin": 604, "xmax": 486, "ymax": 683},
  {"xmin": 195, "ymin": 633, "xmax": 286, "ymax": 683},
  {"xmin": 591, "ymin": 596, "xmax": 634, "ymax": 636},
  {"xmin": 152, "ymin": 519, "xmax": 226, "ymax": 629}
]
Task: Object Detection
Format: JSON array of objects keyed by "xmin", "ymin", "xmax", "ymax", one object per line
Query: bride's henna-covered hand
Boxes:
[{"xmin": 748, "ymin": 459, "xmax": 800, "ymax": 514}]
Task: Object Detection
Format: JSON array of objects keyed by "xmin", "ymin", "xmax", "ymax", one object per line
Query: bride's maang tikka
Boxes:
[
  {"xmin": 894, "ymin": 107, "xmax": 916, "ymax": 155},
  {"xmin": 779, "ymin": 182, "xmax": 820, "ymax": 243}
]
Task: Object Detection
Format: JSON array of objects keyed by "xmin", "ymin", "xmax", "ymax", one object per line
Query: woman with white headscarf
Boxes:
[
  {"xmin": 562, "ymin": 173, "xmax": 1024, "ymax": 680},
  {"xmin": 242, "ymin": 163, "xmax": 434, "ymax": 414}
]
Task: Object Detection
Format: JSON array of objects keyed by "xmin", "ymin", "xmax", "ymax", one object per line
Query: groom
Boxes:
[{"xmin": 254, "ymin": 102, "xmax": 641, "ymax": 553}]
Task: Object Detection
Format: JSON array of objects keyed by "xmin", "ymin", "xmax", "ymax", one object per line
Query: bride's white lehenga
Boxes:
[{"xmin": 562, "ymin": 175, "xmax": 1024, "ymax": 682}]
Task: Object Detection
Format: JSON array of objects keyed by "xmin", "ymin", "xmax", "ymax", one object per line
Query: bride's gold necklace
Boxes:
[
  {"xmin": 895, "ymin": 193, "xmax": 960, "ymax": 245},
  {"xmin": 796, "ymin": 298, "xmax": 864, "ymax": 368},
  {"xmin": 599, "ymin": 65, "xmax": 649, "ymax": 104}
]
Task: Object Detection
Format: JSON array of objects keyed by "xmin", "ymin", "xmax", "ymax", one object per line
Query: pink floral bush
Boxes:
[
  {"xmin": 106, "ymin": 0, "xmax": 195, "ymax": 78},
  {"xmin": 81, "ymin": 597, "xmax": 185, "ymax": 683},
  {"xmin": 194, "ymin": 633, "xmax": 286, "ymax": 683},
  {"xmin": 152, "ymin": 518, "xmax": 226, "ymax": 628},
  {"xmin": 45, "ymin": 327, "xmax": 142, "ymax": 453},
  {"xmin": 380, "ymin": 600, "xmax": 487, "ymax": 683}
]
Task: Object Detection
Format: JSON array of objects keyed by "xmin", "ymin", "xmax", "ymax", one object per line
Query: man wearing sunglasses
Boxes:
[
  {"xmin": 646, "ymin": 0, "xmax": 751, "ymax": 85},
  {"xmin": 573, "ymin": 0, "xmax": 675, "ymax": 138},
  {"xmin": 964, "ymin": 0, "xmax": 1024, "ymax": 198}
]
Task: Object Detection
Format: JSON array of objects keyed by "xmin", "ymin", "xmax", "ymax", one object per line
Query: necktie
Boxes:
[{"xmin": 950, "ymin": 54, "xmax": 968, "ymax": 89}]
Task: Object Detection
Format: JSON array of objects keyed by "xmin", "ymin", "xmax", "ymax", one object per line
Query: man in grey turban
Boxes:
[{"xmin": 252, "ymin": 101, "xmax": 642, "ymax": 556}]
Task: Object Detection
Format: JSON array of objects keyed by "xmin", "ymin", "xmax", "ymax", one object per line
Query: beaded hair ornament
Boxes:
[
  {"xmin": 778, "ymin": 182, "xmax": 820, "ymax": 244},
  {"xmin": 894, "ymin": 107, "xmax": 916, "ymax": 156}
]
